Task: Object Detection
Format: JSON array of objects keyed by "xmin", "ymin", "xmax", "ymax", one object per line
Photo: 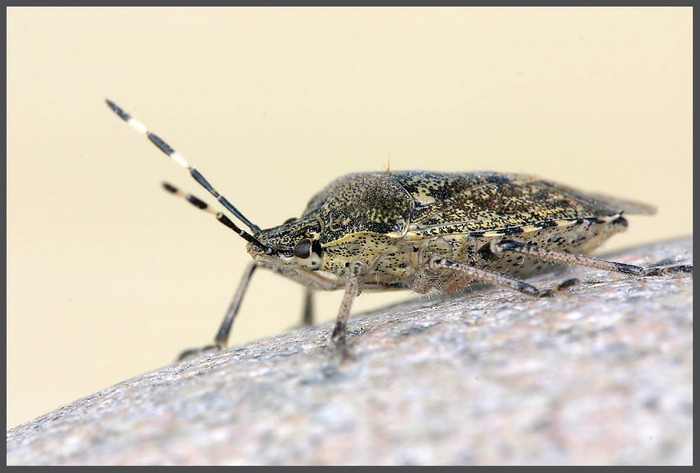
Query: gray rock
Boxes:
[{"xmin": 6, "ymin": 237, "xmax": 693, "ymax": 465}]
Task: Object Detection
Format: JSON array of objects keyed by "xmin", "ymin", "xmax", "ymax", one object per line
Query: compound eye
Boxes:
[
  {"xmin": 293, "ymin": 238, "xmax": 313, "ymax": 259},
  {"xmin": 283, "ymin": 217, "xmax": 298, "ymax": 224}
]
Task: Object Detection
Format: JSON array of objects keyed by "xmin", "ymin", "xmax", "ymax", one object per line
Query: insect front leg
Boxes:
[
  {"xmin": 177, "ymin": 262, "xmax": 258, "ymax": 361},
  {"xmin": 492, "ymin": 239, "xmax": 693, "ymax": 277},
  {"xmin": 330, "ymin": 261, "xmax": 364, "ymax": 359}
]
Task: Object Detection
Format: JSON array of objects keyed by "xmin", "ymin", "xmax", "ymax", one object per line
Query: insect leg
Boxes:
[
  {"xmin": 301, "ymin": 288, "xmax": 315, "ymax": 326},
  {"xmin": 214, "ymin": 262, "xmax": 258, "ymax": 347},
  {"xmin": 177, "ymin": 262, "xmax": 258, "ymax": 360},
  {"xmin": 492, "ymin": 239, "xmax": 692, "ymax": 276},
  {"xmin": 430, "ymin": 257, "xmax": 543, "ymax": 297},
  {"xmin": 330, "ymin": 262, "xmax": 363, "ymax": 358}
]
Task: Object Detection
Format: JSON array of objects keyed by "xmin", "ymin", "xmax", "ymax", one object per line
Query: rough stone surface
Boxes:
[{"xmin": 6, "ymin": 237, "xmax": 693, "ymax": 465}]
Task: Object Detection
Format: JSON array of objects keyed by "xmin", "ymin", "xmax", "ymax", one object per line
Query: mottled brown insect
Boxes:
[{"xmin": 106, "ymin": 99, "xmax": 692, "ymax": 359}]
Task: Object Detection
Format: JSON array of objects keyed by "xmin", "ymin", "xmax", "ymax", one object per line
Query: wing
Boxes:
[
  {"xmin": 538, "ymin": 180, "xmax": 656, "ymax": 216},
  {"xmin": 392, "ymin": 171, "xmax": 655, "ymax": 234}
]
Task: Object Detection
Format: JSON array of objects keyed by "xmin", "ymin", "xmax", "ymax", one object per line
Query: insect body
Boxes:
[{"xmin": 106, "ymin": 99, "xmax": 691, "ymax": 359}]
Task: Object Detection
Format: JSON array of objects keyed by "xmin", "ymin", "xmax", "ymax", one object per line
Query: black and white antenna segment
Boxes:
[{"xmin": 105, "ymin": 99, "xmax": 273, "ymax": 255}]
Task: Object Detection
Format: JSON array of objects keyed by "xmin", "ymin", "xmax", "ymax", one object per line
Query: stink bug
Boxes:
[{"xmin": 106, "ymin": 99, "xmax": 692, "ymax": 359}]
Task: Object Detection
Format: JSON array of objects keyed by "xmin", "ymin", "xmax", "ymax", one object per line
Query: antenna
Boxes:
[
  {"xmin": 106, "ymin": 99, "xmax": 272, "ymax": 254},
  {"xmin": 160, "ymin": 182, "xmax": 273, "ymax": 254}
]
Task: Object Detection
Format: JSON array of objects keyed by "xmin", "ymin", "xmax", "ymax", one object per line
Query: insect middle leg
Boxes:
[
  {"xmin": 429, "ymin": 257, "xmax": 546, "ymax": 298},
  {"xmin": 301, "ymin": 287, "xmax": 315, "ymax": 326}
]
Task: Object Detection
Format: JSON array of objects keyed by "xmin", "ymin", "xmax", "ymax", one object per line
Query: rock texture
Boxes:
[{"xmin": 7, "ymin": 237, "xmax": 693, "ymax": 465}]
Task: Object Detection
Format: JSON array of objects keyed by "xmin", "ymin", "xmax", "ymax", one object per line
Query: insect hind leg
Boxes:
[
  {"xmin": 642, "ymin": 262, "xmax": 693, "ymax": 276},
  {"xmin": 492, "ymin": 239, "xmax": 693, "ymax": 277}
]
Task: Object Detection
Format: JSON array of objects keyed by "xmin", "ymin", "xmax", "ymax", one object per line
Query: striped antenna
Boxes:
[
  {"xmin": 160, "ymin": 182, "xmax": 272, "ymax": 253},
  {"xmin": 106, "ymin": 99, "xmax": 272, "ymax": 254},
  {"xmin": 105, "ymin": 99, "xmax": 262, "ymax": 234}
]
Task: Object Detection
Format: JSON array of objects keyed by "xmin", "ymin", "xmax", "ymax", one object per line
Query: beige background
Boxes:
[{"xmin": 7, "ymin": 7, "xmax": 692, "ymax": 429}]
